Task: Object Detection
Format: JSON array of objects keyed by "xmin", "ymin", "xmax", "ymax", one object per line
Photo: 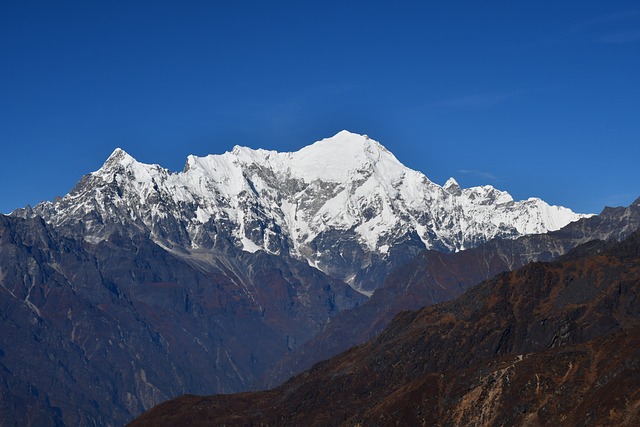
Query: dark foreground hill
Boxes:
[{"xmin": 131, "ymin": 229, "xmax": 640, "ymax": 426}]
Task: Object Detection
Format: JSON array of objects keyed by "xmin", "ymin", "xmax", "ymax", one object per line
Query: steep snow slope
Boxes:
[{"xmin": 25, "ymin": 131, "xmax": 589, "ymax": 293}]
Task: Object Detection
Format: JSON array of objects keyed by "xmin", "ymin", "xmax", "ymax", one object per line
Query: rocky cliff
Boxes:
[{"xmin": 131, "ymin": 229, "xmax": 640, "ymax": 426}]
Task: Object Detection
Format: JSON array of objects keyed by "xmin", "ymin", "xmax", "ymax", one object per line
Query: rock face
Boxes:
[
  {"xmin": 19, "ymin": 131, "xmax": 587, "ymax": 294},
  {"xmin": 0, "ymin": 215, "xmax": 364, "ymax": 426},
  {"xmin": 260, "ymin": 197, "xmax": 640, "ymax": 388},
  {"xmin": 131, "ymin": 230, "xmax": 640, "ymax": 426}
]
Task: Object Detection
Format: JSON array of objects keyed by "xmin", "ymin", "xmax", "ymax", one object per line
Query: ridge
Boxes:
[
  {"xmin": 23, "ymin": 132, "xmax": 592, "ymax": 293},
  {"xmin": 130, "ymin": 231, "xmax": 640, "ymax": 426}
]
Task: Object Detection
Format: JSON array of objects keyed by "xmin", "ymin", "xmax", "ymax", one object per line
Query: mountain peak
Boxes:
[
  {"xmin": 28, "ymin": 132, "xmax": 590, "ymax": 294},
  {"xmin": 443, "ymin": 177, "xmax": 461, "ymax": 194},
  {"xmin": 102, "ymin": 147, "xmax": 137, "ymax": 170},
  {"xmin": 322, "ymin": 130, "xmax": 384, "ymax": 152},
  {"xmin": 289, "ymin": 131, "xmax": 400, "ymax": 182},
  {"xmin": 94, "ymin": 148, "xmax": 165, "ymax": 189},
  {"xmin": 334, "ymin": 129, "xmax": 367, "ymax": 138}
]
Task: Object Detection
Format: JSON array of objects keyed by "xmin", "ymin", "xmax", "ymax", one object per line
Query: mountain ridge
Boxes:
[
  {"xmin": 18, "ymin": 131, "xmax": 589, "ymax": 293},
  {"xmin": 130, "ymin": 229, "xmax": 640, "ymax": 426},
  {"xmin": 1, "ymin": 131, "xmax": 611, "ymax": 426},
  {"xmin": 257, "ymin": 197, "xmax": 640, "ymax": 388},
  {"xmin": 0, "ymin": 213, "xmax": 366, "ymax": 426}
]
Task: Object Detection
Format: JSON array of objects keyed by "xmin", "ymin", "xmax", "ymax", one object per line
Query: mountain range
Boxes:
[
  {"xmin": 1, "ymin": 131, "xmax": 635, "ymax": 426},
  {"xmin": 19, "ymin": 131, "xmax": 586, "ymax": 295},
  {"xmin": 260, "ymin": 197, "xmax": 640, "ymax": 389},
  {"xmin": 131, "ymin": 229, "xmax": 640, "ymax": 426}
]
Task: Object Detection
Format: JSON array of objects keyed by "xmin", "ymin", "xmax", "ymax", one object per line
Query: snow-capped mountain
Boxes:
[
  {"xmin": 3, "ymin": 130, "xmax": 625, "ymax": 426},
  {"xmin": 24, "ymin": 130, "xmax": 589, "ymax": 293}
]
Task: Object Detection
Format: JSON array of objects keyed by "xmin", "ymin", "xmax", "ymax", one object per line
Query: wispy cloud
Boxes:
[
  {"xmin": 598, "ymin": 30, "xmax": 640, "ymax": 43},
  {"xmin": 568, "ymin": 9, "xmax": 640, "ymax": 34},
  {"xmin": 436, "ymin": 88, "xmax": 534, "ymax": 109},
  {"xmin": 567, "ymin": 9, "xmax": 640, "ymax": 44},
  {"xmin": 442, "ymin": 92, "xmax": 518, "ymax": 108},
  {"xmin": 530, "ymin": 9, "xmax": 640, "ymax": 47},
  {"xmin": 457, "ymin": 169, "xmax": 498, "ymax": 181},
  {"xmin": 600, "ymin": 193, "xmax": 639, "ymax": 208}
]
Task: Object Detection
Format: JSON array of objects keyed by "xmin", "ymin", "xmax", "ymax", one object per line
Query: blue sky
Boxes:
[{"xmin": 1, "ymin": 1, "xmax": 639, "ymax": 214}]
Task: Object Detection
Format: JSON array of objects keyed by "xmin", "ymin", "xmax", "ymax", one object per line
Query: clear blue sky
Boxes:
[{"xmin": 2, "ymin": 1, "xmax": 639, "ymax": 214}]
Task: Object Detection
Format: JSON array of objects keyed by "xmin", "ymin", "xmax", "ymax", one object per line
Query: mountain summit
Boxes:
[
  {"xmin": 25, "ymin": 131, "xmax": 589, "ymax": 293},
  {"xmin": 2, "ymin": 131, "xmax": 617, "ymax": 425}
]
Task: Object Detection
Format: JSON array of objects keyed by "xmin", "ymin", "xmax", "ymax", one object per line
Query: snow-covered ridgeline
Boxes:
[{"xmin": 28, "ymin": 130, "xmax": 590, "ymax": 278}]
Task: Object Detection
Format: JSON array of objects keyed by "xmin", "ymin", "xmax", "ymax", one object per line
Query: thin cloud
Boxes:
[
  {"xmin": 566, "ymin": 9, "xmax": 640, "ymax": 44},
  {"xmin": 601, "ymin": 193, "xmax": 639, "ymax": 208},
  {"xmin": 568, "ymin": 9, "xmax": 640, "ymax": 34},
  {"xmin": 440, "ymin": 90, "xmax": 526, "ymax": 108},
  {"xmin": 426, "ymin": 87, "xmax": 555, "ymax": 111},
  {"xmin": 457, "ymin": 169, "xmax": 498, "ymax": 181},
  {"xmin": 598, "ymin": 30, "xmax": 640, "ymax": 43},
  {"xmin": 530, "ymin": 9, "xmax": 640, "ymax": 47},
  {"xmin": 443, "ymin": 93, "xmax": 515, "ymax": 108}
]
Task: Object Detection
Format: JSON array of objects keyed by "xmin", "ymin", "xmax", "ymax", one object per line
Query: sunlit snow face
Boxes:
[{"xmin": 31, "ymin": 131, "xmax": 589, "ymax": 294}]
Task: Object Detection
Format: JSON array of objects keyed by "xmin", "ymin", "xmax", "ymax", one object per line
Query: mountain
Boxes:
[
  {"xmin": 1, "ymin": 131, "xmax": 592, "ymax": 425},
  {"xmin": 0, "ymin": 214, "xmax": 364, "ymax": 426},
  {"xmin": 130, "ymin": 229, "xmax": 640, "ymax": 426},
  {"xmin": 260, "ymin": 197, "xmax": 640, "ymax": 388},
  {"xmin": 19, "ymin": 131, "xmax": 588, "ymax": 294}
]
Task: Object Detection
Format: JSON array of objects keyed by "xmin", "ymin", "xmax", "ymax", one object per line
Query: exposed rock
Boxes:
[
  {"xmin": 131, "ymin": 230, "xmax": 640, "ymax": 426},
  {"xmin": 0, "ymin": 215, "xmax": 364, "ymax": 426},
  {"xmin": 17, "ymin": 131, "xmax": 588, "ymax": 294},
  {"xmin": 260, "ymin": 198, "xmax": 640, "ymax": 388}
]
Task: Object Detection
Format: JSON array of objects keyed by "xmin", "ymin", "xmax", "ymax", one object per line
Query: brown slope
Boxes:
[
  {"xmin": 131, "ymin": 229, "xmax": 640, "ymax": 426},
  {"xmin": 260, "ymin": 197, "xmax": 640, "ymax": 389},
  {"xmin": 360, "ymin": 330, "xmax": 640, "ymax": 426}
]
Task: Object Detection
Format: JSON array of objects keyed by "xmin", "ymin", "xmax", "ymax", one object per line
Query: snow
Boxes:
[
  {"xmin": 194, "ymin": 207, "xmax": 211, "ymax": 223},
  {"xmin": 38, "ymin": 130, "xmax": 592, "ymax": 272},
  {"xmin": 241, "ymin": 237, "xmax": 261, "ymax": 253},
  {"xmin": 287, "ymin": 130, "xmax": 401, "ymax": 183},
  {"xmin": 443, "ymin": 177, "xmax": 461, "ymax": 193}
]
